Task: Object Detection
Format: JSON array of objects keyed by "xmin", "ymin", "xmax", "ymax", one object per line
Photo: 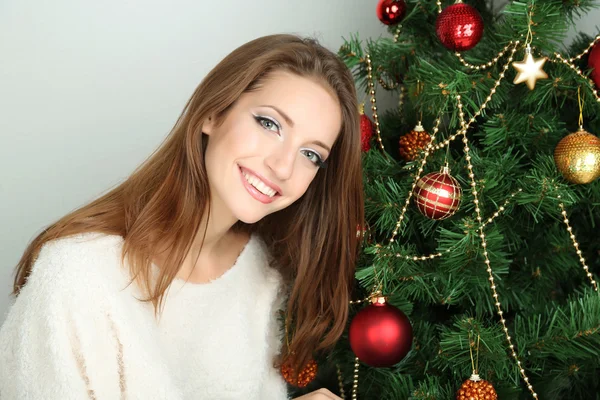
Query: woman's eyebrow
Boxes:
[
  {"xmin": 259, "ymin": 105, "xmax": 295, "ymax": 127},
  {"xmin": 310, "ymin": 140, "xmax": 331, "ymax": 153},
  {"xmin": 259, "ymin": 104, "xmax": 331, "ymax": 152}
]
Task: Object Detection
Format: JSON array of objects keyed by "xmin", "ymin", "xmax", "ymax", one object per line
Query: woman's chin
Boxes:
[{"xmin": 233, "ymin": 209, "xmax": 267, "ymax": 225}]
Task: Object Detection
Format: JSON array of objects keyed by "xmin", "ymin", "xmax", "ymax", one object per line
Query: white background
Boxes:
[{"xmin": 1, "ymin": 0, "xmax": 598, "ymax": 324}]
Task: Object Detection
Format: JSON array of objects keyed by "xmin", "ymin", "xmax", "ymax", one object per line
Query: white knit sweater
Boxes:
[{"xmin": 0, "ymin": 233, "xmax": 290, "ymax": 400}]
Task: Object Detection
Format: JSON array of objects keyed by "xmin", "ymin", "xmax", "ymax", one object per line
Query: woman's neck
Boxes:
[{"xmin": 173, "ymin": 199, "xmax": 248, "ymax": 283}]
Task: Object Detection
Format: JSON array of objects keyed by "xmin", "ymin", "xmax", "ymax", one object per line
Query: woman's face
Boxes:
[{"xmin": 202, "ymin": 71, "xmax": 342, "ymax": 224}]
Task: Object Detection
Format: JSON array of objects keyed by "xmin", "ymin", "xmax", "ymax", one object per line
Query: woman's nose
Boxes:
[{"xmin": 264, "ymin": 145, "xmax": 297, "ymax": 181}]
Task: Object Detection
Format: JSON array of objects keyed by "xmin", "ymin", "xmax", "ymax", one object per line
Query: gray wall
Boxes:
[{"xmin": 565, "ymin": 7, "xmax": 600, "ymax": 44}]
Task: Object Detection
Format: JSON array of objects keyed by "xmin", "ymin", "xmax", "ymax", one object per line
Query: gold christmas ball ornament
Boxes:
[
  {"xmin": 456, "ymin": 374, "xmax": 498, "ymax": 400},
  {"xmin": 554, "ymin": 128, "xmax": 600, "ymax": 184},
  {"xmin": 399, "ymin": 122, "xmax": 432, "ymax": 161},
  {"xmin": 280, "ymin": 358, "xmax": 318, "ymax": 388}
]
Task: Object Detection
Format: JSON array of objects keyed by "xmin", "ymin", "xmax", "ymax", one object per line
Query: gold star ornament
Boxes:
[{"xmin": 512, "ymin": 45, "xmax": 548, "ymax": 90}]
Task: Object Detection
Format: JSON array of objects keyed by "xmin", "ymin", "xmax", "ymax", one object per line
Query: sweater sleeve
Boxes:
[{"xmin": 0, "ymin": 241, "xmax": 124, "ymax": 400}]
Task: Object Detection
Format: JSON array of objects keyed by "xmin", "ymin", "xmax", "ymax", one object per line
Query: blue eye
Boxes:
[
  {"xmin": 254, "ymin": 115, "xmax": 281, "ymax": 134},
  {"xmin": 301, "ymin": 149, "xmax": 326, "ymax": 169}
]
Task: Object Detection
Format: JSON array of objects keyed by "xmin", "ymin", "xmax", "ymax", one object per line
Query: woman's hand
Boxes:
[{"xmin": 292, "ymin": 388, "xmax": 343, "ymax": 399}]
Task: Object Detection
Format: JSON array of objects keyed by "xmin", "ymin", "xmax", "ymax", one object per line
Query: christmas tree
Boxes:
[{"xmin": 290, "ymin": 0, "xmax": 600, "ymax": 399}]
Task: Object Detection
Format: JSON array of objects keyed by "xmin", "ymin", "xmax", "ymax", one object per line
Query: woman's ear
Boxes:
[{"xmin": 202, "ymin": 116, "xmax": 215, "ymax": 136}]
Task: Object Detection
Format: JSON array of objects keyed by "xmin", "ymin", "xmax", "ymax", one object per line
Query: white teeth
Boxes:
[{"xmin": 242, "ymin": 171, "xmax": 277, "ymax": 197}]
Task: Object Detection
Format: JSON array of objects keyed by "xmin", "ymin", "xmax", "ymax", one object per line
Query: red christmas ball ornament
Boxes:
[
  {"xmin": 436, "ymin": 2, "xmax": 484, "ymax": 51},
  {"xmin": 413, "ymin": 166, "xmax": 462, "ymax": 220},
  {"xmin": 359, "ymin": 103, "xmax": 374, "ymax": 152},
  {"xmin": 349, "ymin": 296, "xmax": 413, "ymax": 368},
  {"xmin": 588, "ymin": 42, "xmax": 600, "ymax": 88},
  {"xmin": 376, "ymin": 0, "xmax": 407, "ymax": 26}
]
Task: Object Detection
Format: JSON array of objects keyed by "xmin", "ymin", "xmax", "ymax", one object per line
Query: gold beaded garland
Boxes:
[
  {"xmin": 552, "ymin": 51, "xmax": 600, "ymax": 102},
  {"xmin": 456, "ymin": 41, "xmax": 517, "ymax": 70},
  {"xmin": 557, "ymin": 198, "xmax": 599, "ymax": 292}
]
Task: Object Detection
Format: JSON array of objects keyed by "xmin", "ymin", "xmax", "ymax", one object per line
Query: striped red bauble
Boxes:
[{"xmin": 413, "ymin": 166, "xmax": 462, "ymax": 220}]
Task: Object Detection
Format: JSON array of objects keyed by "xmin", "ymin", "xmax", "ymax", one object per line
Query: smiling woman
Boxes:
[
  {"xmin": 0, "ymin": 34, "xmax": 363, "ymax": 400},
  {"xmin": 203, "ymin": 71, "xmax": 341, "ymax": 221}
]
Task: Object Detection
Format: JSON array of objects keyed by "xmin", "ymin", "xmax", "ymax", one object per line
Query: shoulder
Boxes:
[
  {"xmin": 22, "ymin": 232, "xmax": 128, "ymax": 297},
  {"xmin": 4, "ymin": 232, "xmax": 130, "ymax": 337},
  {"xmin": 38, "ymin": 232, "xmax": 124, "ymax": 263}
]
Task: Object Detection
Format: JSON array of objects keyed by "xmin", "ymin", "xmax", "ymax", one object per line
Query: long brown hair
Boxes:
[{"xmin": 13, "ymin": 34, "xmax": 364, "ymax": 372}]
